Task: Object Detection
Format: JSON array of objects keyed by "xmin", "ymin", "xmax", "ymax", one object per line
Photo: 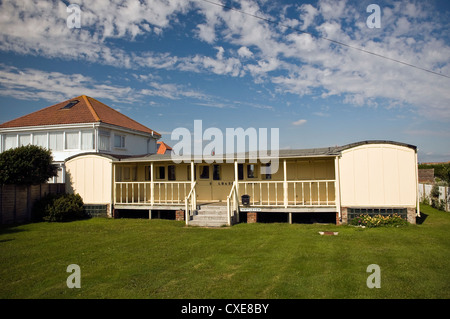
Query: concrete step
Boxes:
[
  {"xmin": 192, "ymin": 214, "xmax": 228, "ymax": 221},
  {"xmin": 189, "ymin": 206, "xmax": 229, "ymax": 227},
  {"xmin": 188, "ymin": 219, "xmax": 228, "ymax": 227}
]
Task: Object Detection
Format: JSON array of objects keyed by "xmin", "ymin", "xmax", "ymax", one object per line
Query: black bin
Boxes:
[{"xmin": 241, "ymin": 194, "xmax": 250, "ymax": 206}]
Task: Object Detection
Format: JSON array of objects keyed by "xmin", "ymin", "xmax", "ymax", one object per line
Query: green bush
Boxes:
[
  {"xmin": 350, "ymin": 214, "xmax": 408, "ymax": 228},
  {"xmin": 33, "ymin": 193, "xmax": 87, "ymax": 222},
  {"xmin": 0, "ymin": 145, "xmax": 57, "ymax": 185}
]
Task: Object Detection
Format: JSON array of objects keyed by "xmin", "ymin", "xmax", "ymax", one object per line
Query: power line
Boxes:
[{"xmin": 197, "ymin": 0, "xmax": 450, "ymax": 79}]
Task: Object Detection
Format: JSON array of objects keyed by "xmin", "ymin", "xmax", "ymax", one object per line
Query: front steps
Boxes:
[{"xmin": 188, "ymin": 204, "xmax": 229, "ymax": 227}]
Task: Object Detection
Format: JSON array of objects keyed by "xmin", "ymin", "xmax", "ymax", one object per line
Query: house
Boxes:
[
  {"xmin": 157, "ymin": 141, "xmax": 173, "ymax": 155},
  {"xmin": 0, "ymin": 95, "xmax": 161, "ymax": 182},
  {"xmin": 65, "ymin": 140, "xmax": 420, "ymax": 225}
]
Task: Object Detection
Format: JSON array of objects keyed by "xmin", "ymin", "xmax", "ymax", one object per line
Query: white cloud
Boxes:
[
  {"xmin": 0, "ymin": 0, "xmax": 449, "ymax": 121},
  {"xmin": 292, "ymin": 119, "xmax": 307, "ymax": 126},
  {"xmin": 0, "ymin": 64, "xmax": 210, "ymax": 105},
  {"xmin": 237, "ymin": 46, "xmax": 253, "ymax": 58}
]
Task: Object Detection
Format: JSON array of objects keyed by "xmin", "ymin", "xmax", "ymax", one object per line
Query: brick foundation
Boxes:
[
  {"xmin": 247, "ymin": 212, "xmax": 257, "ymax": 223},
  {"xmin": 175, "ymin": 210, "xmax": 185, "ymax": 222}
]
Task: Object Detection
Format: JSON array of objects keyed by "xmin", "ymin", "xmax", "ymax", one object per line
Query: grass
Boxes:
[{"xmin": 0, "ymin": 204, "xmax": 449, "ymax": 299}]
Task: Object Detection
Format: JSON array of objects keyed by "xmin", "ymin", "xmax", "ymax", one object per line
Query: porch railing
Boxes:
[
  {"xmin": 238, "ymin": 180, "xmax": 336, "ymax": 207},
  {"xmin": 226, "ymin": 181, "xmax": 239, "ymax": 226},
  {"xmin": 114, "ymin": 181, "xmax": 191, "ymax": 205},
  {"xmin": 185, "ymin": 182, "xmax": 197, "ymax": 225},
  {"xmin": 114, "ymin": 179, "xmax": 336, "ymax": 208}
]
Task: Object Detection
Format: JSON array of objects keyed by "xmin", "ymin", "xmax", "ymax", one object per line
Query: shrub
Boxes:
[
  {"xmin": 33, "ymin": 193, "xmax": 87, "ymax": 222},
  {"xmin": 350, "ymin": 214, "xmax": 408, "ymax": 228},
  {"xmin": 0, "ymin": 145, "xmax": 57, "ymax": 185}
]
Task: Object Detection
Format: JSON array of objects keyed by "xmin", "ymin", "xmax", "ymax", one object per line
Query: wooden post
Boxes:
[
  {"xmin": 334, "ymin": 156, "xmax": 341, "ymax": 223},
  {"xmin": 150, "ymin": 162, "xmax": 154, "ymax": 206},
  {"xmin": 234, "ymin": 160, "xmax": 239, "ymax": 195},
  {"xmin": 191, "ymin": 161, "xmax": 195, "ymax": 209},
  {"xmin": 415, "ymin": 152, "xmax": 421, "ymax": 217},
  {"xmin": 283, "ymin": 159, "xmax": 288, "ymax": 208}
]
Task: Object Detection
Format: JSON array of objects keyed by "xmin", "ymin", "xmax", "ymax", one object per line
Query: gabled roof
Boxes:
[
  {"xmin": 0, "ymin": 95, "xmax": 160, "ymax": 136},
  {"xmin": 157, "ymin": 141, "xmax": 173, "ymax": 155}
]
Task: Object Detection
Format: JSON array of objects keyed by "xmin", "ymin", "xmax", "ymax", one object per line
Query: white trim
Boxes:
[{"xmin": 0, "ymin": 122, "xmax": 158, "ymax": 140}]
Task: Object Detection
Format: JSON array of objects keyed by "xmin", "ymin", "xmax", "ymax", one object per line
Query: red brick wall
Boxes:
[
  {"xmin": 247, "ymin": 212, "xmax": 257, "ymax": 223},
  {"xmin": 175, "ymin": 210, "xmax": 185, "ymax": 221}
]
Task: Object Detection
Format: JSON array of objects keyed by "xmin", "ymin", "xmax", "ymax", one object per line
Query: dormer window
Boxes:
[{"xmin": 61, "ymin": 100, "xmax": 79, "ymax": 109}]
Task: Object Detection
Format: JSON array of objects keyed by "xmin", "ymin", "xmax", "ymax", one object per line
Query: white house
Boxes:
[{"xmin": 0, "ymin": 95, "xmax": 161, "ymax": 182}]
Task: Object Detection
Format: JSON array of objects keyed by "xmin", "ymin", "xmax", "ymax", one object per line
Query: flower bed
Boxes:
[{"xmin": 350, "ymin": 213, "xmax": 409, "ymax": 228}]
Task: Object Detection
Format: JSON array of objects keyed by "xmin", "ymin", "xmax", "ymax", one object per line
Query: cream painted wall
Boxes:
[
  {"xmin": 339, "ymin": 144, "xmax": 417, "ymax": 207},
  {"xmin": 65, "ymin": 154, "xmax": 113, "ymax": 205}
]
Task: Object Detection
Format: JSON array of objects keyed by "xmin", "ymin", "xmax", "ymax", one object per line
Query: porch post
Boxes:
[
  {"xmin": 283, "ymin": 159, "xmax": 288, "ymax": 208},
  {"xmin": 234, "ymin": 160, "xmax": 239, "ymax": 195},
  {"xmin": 191, "ymin": 161, "xmax": 196, "ymax": 208},
  {"xmin": 334, "ymin": 156, "xmax": 341, "ymax": 222},
  {"xmin": 150, "ymin": 162, "xmax": 154, "ymax": 206}
]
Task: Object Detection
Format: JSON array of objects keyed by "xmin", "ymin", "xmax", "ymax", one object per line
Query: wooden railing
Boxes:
[
  {"xmin": 185, "ymin": 182, "xmax": 197, "ymax": 225},
  {"xmin": 114, "ymin": 181, "xmax": 191, "ymax": 205},
  {"xmin": 238, "ymin": 180, "xmax": 336, "ymax": 207},
  {"xmin": 114, "ymin": 179, "xmax": 336, "ymax": 208},
  {"xmin": 226, "ymin": 182, "xmax": 239, "ymax": 226}
]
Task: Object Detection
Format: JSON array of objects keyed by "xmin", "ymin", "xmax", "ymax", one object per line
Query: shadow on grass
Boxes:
[{"xmin": 416, "ymin": 213, "xmax": 428, "ymax": 225}]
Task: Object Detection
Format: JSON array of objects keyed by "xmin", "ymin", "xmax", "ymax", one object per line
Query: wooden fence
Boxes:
[
  {"xmin": 0, "ymin": 184, "xmax": 65, "ymax": 224},
  {"xmin": 419, "ymin": 183, "xmax": 450, "ymax": 212}
]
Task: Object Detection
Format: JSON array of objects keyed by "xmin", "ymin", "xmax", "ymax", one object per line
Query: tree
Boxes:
[{"xmin": 0, "ymin": 145, "xmax": 57, "ymax": 185}]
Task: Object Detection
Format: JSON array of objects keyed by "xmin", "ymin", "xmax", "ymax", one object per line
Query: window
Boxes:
[
  {"xmin": 168, "ymin": 165, "xmax": 176, "ymax": 181},
  {"xmin": 4, "ymin": 135, "xmax": 17, "ymax": 150},
  {"xmin": 145, "ymin": 166, "xmax": 151, "ymax": 181},
  {"xmin": 49, "ymin": 132, "xmax": 63, "ymax": 151},
  {"xmin": 33, "ymin": 133, "xmax": 47, "ymax": 148},
  {"xmin": 264, "ymin": 163, "xmax": 272, "ymax": 180},
  {"xmin": 18, "ymin": 134, "xmax": 30, "ymax": 146},
  {"xmin": 238, "ymin": 164, "xmax": 244, "ymax": 180},
  {"xmin": 115, "ymin": 166, "xmax": 122, "ymax": 181},
  {"xmin": 61, "ymin": 100, "xmax": 79, "ymax": 109},
  {"xmin": 213, "ymin": 165, "xmax": 221, "ymax": 180},
  {"xmin": 65, "ymin": 131, "xmax": 79, "ymax": 149},
  {"xmin": 200, "ymin": 165, "xmax": 209, "ymax": 179},
  {"xmin": 99, "ymin": 130, "xmax": 110, "ymax": 151},
  {"xmin": 123, "ymin": 167, "xmax": 130, "ymax": 180},
  {"xmin": 114, "ymin": 134, "xmax": 125, "ymax": 148},
  {"xmin": 247, "ymin": 164, "xmax": 257, "ymax": 178},
  {"xmin": 157, "ymin": 166, "xmax": 165, "ymax": 179},
  {"xmin": 81, "ymin": 131, "xmax": 94, "ymax": 150},
  {"xmin": 347, "ymin": 208, "xmax": 407, "ymax": 222}
]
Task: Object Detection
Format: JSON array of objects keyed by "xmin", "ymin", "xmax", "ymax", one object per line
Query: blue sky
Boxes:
[{"xmin": 0, "ymin": 0, "xmax": 449, "ymax": 162}]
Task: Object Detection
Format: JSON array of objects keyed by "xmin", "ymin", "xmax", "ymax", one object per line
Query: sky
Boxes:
[{"xmin": 0, "ymin": 0, "xmax": 449, "ymax": 162}]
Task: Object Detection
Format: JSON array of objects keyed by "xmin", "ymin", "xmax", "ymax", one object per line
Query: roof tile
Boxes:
[{"xmin": 0, "ymin": 95, "xmax": 160, "ymax": 136}]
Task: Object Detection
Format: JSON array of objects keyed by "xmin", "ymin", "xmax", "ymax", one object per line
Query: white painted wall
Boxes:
[
  {"xmin": 65, "ymin": 154, "xmax": 113, "ymax": 207},
  {"xmin": 339, "ymin": 143, "xmax": 417, "ymax": 208}
]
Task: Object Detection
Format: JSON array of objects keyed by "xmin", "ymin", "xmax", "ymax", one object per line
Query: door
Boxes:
[{"xmin": 196, "ymin": 164, "xmax": 212, "ymax": 202}]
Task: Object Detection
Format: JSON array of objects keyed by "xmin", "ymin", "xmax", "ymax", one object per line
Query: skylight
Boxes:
[{"xmin": 61, "ymin": 100, "xmax": 79, "ymax": 110}]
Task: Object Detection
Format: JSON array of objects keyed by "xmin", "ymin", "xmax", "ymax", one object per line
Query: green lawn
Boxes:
[{"xmin": 1, "ymin": 204, "xmax": 449, "ymax": 299}]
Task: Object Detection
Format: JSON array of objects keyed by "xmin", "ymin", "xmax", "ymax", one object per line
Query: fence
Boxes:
[
  {"xmin": 0, "ymin": 183, "xmax": 65, "ymax": 224},
  {"xmin": 418, "ymin": 183, "xmax": 450, "ymax": 212}
]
